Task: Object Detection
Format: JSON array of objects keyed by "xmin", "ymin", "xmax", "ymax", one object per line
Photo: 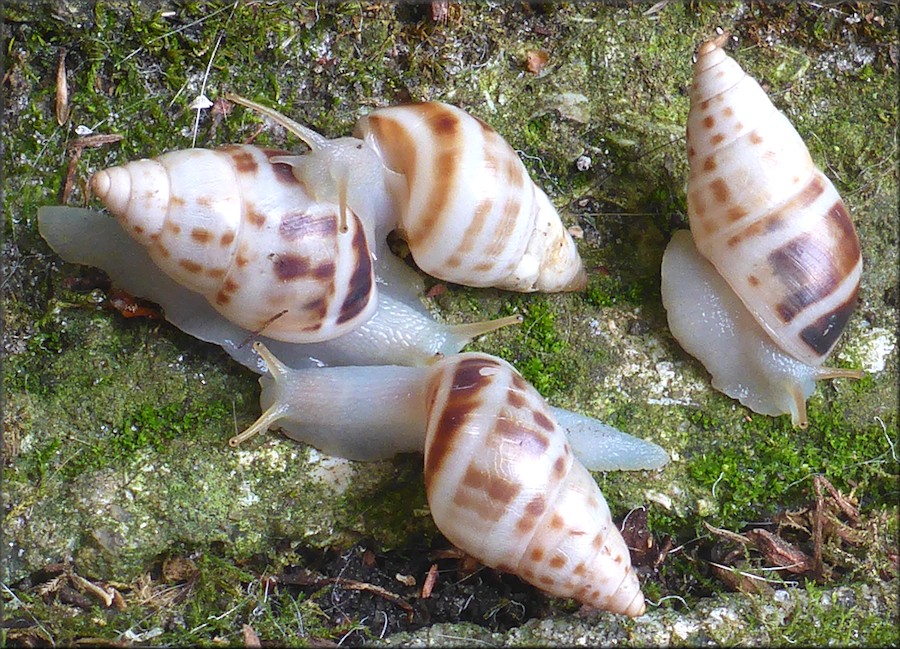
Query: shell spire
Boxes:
[{"xmin": 89, "ymin": 145, "xmax": 378, "ymax": 343}]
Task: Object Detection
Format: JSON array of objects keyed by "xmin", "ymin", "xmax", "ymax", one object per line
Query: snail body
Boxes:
[
  {"xmin": 236, "ymin": 343, "xmax": 669, "ymax": 616},
  {"xmin": 227, "ymin": 95, "xmax": 588, "ymax": 293},
  {"xmin": 662, "ymin": 231, "xmax": 860, "ymax": 425},
  {"xmin": 37, "ymin": 207, "xmax": 520, "ymax": 370},
  {"xmin": 662, "ymin": 36, "xmax": 862, "ymax": 427}
]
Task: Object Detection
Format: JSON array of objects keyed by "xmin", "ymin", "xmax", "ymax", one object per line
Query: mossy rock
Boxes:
[{"xmin": 2, "ymin": 1, "xmax": 897, "ymax": 645}]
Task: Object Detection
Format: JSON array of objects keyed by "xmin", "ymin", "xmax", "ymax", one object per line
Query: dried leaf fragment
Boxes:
[
  {"xmin": 62, "ymin": 133, "xmax": 124, "ymax": 205},
  {"xmin": 421, "ymin": 563, "xmax": 438, "ymax": 599},
  {"xmin": 280, "ymin": 569, "xmax": 414, "ymax": 614},
  {"xmin": 704, "ymin": 521, "xmax": 750, "ymax": 545},
  {"xmin": 710, "ymin": 562, "xmax": 775, "ymax": 596},
  {"xmin": 814, "ymin": 474, "xmax": 860, "ymax": 524},
  {"xmin": 68, "ymin": 133, "xmax": 125, "ymax": 152},
  {"xmin": 744, "ymin": 528, "xmax": 813, "ymax": 574},
  {"xmin": 108, "ymin": 289, "xmax": 163, "ymax": 320},
  {"xmin": 622, "ymin": 507, "xmax": 671, "ymax": 569},
  {"xmin": 69, "ymin": 571, "xmax": 116, "ymax": 607},
  {"xmin": 567, "ymin": 225, "xmax": 584, "ymax": 240},
  {"xmin": 395, "ymin": 573, "xmax": 416, "ymax": 587},
  {"xmin": 56, "ymin": 47, "xmax": 69, "ymax": 125},
  {"xmin": 242, "ymin": 624, "xmax": 261, "ymax": 648},
  {"xmin": 525, "ymin": 49, "xmax": 550, "ymax": 75}
]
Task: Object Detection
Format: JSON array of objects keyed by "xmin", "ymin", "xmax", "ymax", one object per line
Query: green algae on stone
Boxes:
[{"xmin": 2, "ymin": 0, "xmax": 897, "ymax": 645}]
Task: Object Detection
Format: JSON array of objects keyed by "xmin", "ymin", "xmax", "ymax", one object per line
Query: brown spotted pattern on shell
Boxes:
[
  {"xmin": 686, "ymin": 35, "xmax": 862, "ymax": 367},
  {"xmin": 423, "ymin": 353, "xmax": 645, "ymax": 617},
  {"xmin": 90, "ymin": 144, "xmax": 376, "ymax": 343}
]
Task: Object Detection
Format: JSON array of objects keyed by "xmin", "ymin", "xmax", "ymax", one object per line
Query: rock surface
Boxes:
[{"xmin": 2, "ymin": 1, "xmax": 896, "ymax": 645}]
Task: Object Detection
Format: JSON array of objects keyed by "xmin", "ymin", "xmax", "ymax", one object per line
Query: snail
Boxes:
[
  {"xmin": 38, "ymin": 204, "xmax": 668, "ymax": 616},
  {"xmin": 37, "ymin": 206, "xmax": 522, "ymax": 371},
  {"xmin": 40, "ymin": 96, "xmax": 587, "ymax": 361},
  {"xmin": 235, "ymin": 342, "xmax": 669, "ymax": 616},
  {"xmin": 86, "ymin": 143, "xmax": 380, "ymax": 343},
  {"xmin": 225, "ymin": 94, "xmax": 588, "ymax": 293},
  {"xmin": 661, "ymin": 35, "xmax": 863, "ymax": 428}
]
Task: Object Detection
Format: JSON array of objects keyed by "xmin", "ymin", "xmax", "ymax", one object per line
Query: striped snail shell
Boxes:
[
  {"xmin": 662, "ymin": 35, "xmax": 863, "ymax": 427},
  {"xmin": 234, "ymin": 343, "xmax": 669, "ymax": 616},
  {"xmin": 423, "ymin": 353, "xmax": 647, "ymax": 616},
  {"xmin": 227, "ymin": 95, "xmax": 588, "ymax": 293},
  {"xmin": 356, "ymin": 102, "xmax": 588, "ymax": 292},
  {"xmin": 37, "ymin": 206, "xmax": 521, "ymax": 370},
  {"xmin": 89, "ymin": 145, "xmax": 377, "ymax": 343}
]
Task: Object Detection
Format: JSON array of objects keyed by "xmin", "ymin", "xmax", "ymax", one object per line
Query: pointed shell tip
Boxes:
[
  {"xmin": 90, "ymin": 170, "xmax": 111, "ymax": 199},
  {"xmin": 698, "ymin": 32, "xmax": 729, "ymax": 56}
]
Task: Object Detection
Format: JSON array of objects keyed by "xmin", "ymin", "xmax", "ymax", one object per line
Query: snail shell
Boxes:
[
  {"xmin": 685, "ymin": 36, "xmax": 862, "ymax": 367},
  {"xmin": 37, "ymin": 206, "xmax": 520, "ymax": 370},
  {"xmin": 90, "ymin": 145, "xmax": 377, "ymax": 343},
  {"xmin": 234, "ymin": 343, "xmax": 669, "ymax": 616},
  {"xmin": 227, "ymin": 96, "xmax": 588, "ymax": 293},
  {"xmin": 423, "ymin": 353, "xmax": 647, "ymax": 616},
  {"xmin": 662, "ymin": 36, "xmax": 863, "ymax": 427},
  {"xmin": 356, "ymin": 102, "xmax": 588, "ymax": 292}
]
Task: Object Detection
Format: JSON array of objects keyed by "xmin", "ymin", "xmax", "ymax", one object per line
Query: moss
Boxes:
[
  {"xmin": 584, "ymin": 269, "xmax": 648, "ymax": 309},
  {"xmin": 3, "ymin": 0, "xmax": 897, "ymax": 645},
  {"xmin": 685, "ymin": 394, "xmax": 898, "ymax": 525},
  {"xmin": 336, "ymin": 454, "xmax": 434, "ymax": 550},
  {"xmin": 776, "ymin": 580, "xmax": 899, "ymax": 646}
]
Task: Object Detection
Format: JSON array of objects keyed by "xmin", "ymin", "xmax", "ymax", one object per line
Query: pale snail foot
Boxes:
[
  {"xmin": 234, "ymin": 341, "xmax": 669, "ymax": 478},
  {"xmin": 661, "ymin": 230, "xmax": 862, "ymax": 429},
  {"xmin": 229, "ymin": 321, "xmax": 519, "ymax": 448},
  {"xmin": 37, "ymin": 207, "xmax": 516, "ymax": 371}
]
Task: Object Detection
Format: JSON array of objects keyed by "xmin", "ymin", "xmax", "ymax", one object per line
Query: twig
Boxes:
[
  {"xmin": 279, "ymin": 570, "xmax": 414, "ymax": 615},
  {"xmin": 61, "ymin": 133, "xmax": 124, "ymax": 204}
]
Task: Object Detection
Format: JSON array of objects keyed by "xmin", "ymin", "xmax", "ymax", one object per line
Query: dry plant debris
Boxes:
[
  {"xmin": 278, "ymin": 568, "xmax": 415, "ymax": 619},
  {"xmin": 61, "ymin": 133, "xmax": 124, "ymax": 205},
  {"xmin": 621, "ymin": 506, "xmax": 673, "ymax": 572},
  {"xmin": 55, "ymin": 47, "xmax": 69, "ymax": 126},
  {"xmin": 704, "ymin": 475, "xmax": 890, "ymax": 596}
]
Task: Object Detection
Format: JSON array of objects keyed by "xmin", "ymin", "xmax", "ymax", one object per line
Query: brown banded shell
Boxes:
[
  {"xmin": 686, "ymin": 35, "xmax": 862, "ymax": 368},
  {"xmin": 90, "ymin": 145, "xmax": 377, "ymax": 343},
  {"xmin": 355, "ymin": 102, "xmax": 588, "ymax": 293},
  {"xmin": 423, "ymin": 353, "xmax": 646, "ymax": 617}
]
